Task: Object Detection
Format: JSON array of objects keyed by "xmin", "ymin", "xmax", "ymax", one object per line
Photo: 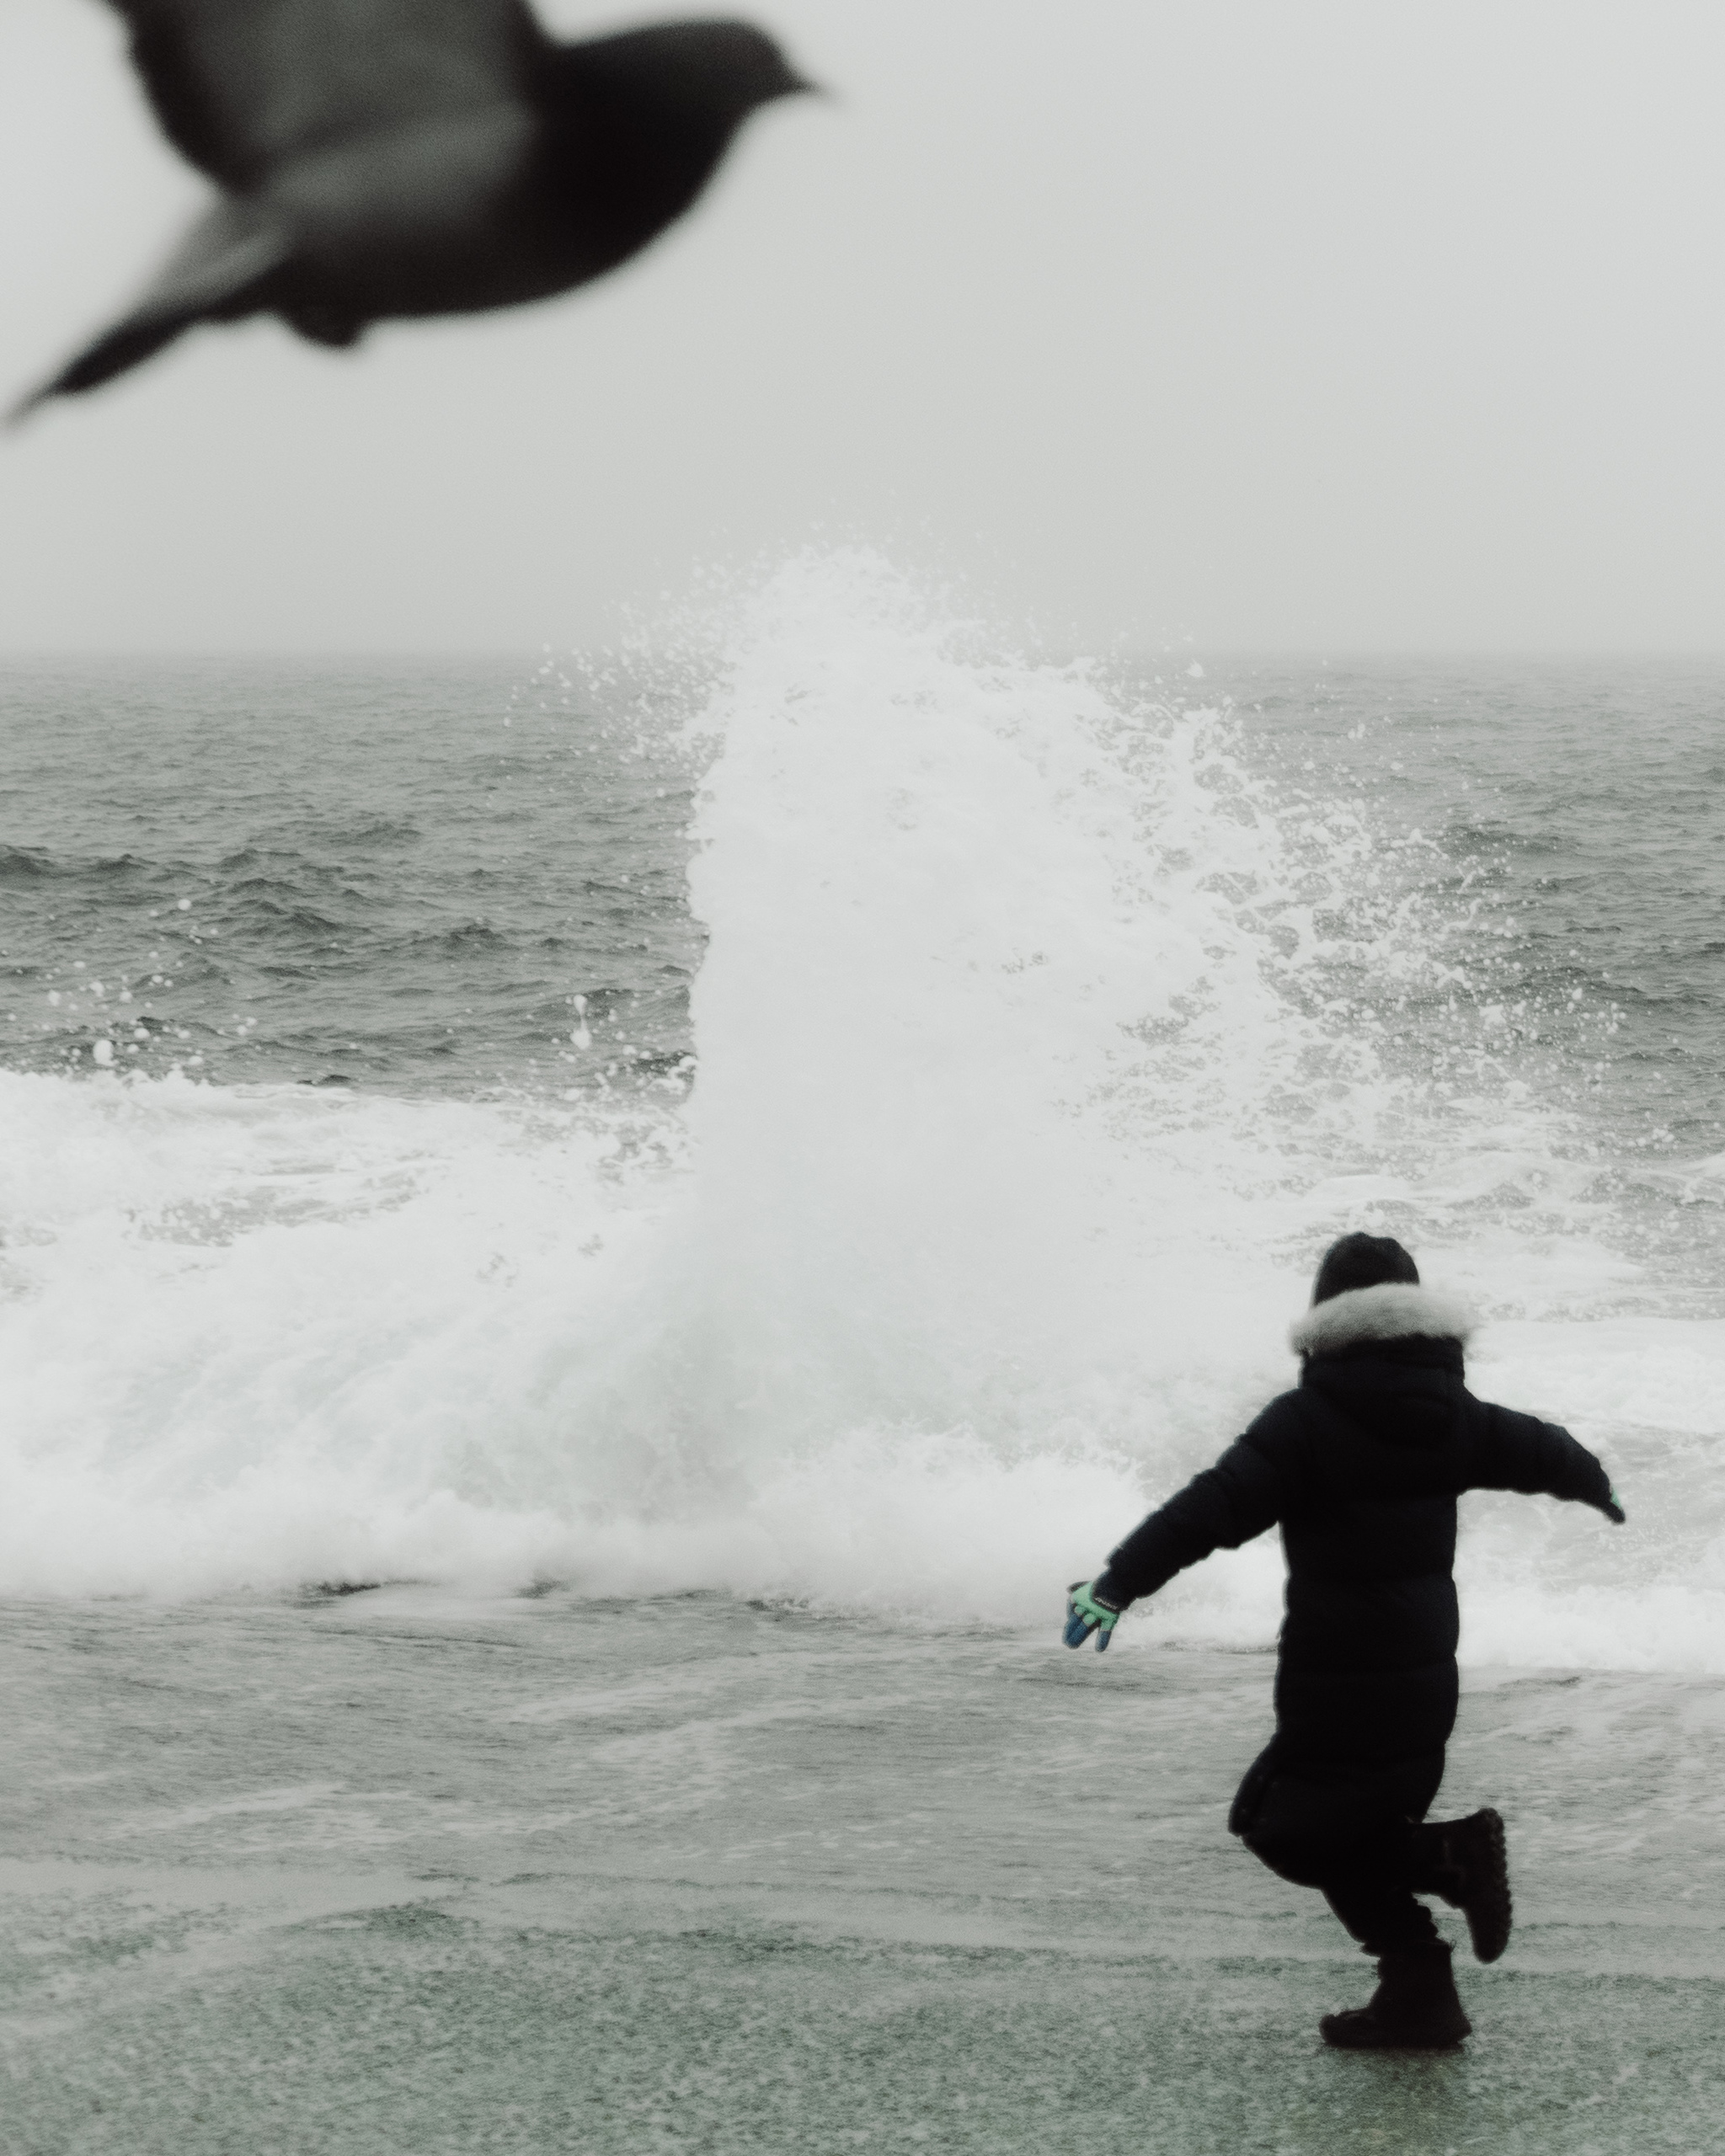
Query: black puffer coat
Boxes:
[{"xmin": 1093, "ymin": 1283, "xmax": 1616, "ymax": 1777}]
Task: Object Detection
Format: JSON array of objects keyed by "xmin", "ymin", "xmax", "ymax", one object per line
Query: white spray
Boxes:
[{"xmin": 0, "ymin": 553, "xmax": 1717, "ymax": 1666}]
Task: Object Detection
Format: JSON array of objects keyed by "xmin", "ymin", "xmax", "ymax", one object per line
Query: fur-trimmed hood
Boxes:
[{"xmin": 1289, "ymin": 1282, "xmax": 1477, "ymax": 1358}]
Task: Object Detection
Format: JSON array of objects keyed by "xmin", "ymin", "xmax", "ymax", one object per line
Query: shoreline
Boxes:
[{"xmin": 2, "ymin": 1594, "xmax": 1721, "ymax": 2151}]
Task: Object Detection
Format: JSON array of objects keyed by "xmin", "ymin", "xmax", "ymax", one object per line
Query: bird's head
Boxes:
[
  {"xmin": 573, "ymin": 20, "xmax": 820, "ymax": 123},
  {"xmin": 675, "ymin": 22, "xmax": 819, "ymax": 110}
]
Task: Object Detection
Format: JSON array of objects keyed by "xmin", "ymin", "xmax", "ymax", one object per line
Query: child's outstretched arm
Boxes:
[
  {"xmin": 1068, "ymin": 1428, "xmax": 1287, "ymax": 1641},
  {"xmin": 1471, "ymin": 1404, "xmax": 1626, "ymax": 1521}
]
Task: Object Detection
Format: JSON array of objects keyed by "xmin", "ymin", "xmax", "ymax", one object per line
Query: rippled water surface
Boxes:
[{"xmin": 0, "ymin": 654, "xmax": 702, "ymax": 1097}]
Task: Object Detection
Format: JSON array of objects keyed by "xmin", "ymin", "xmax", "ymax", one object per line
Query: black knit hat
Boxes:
[{"xmin": 1311, "ymin": 1231, "xmax": 1419, "ymax": 1306}]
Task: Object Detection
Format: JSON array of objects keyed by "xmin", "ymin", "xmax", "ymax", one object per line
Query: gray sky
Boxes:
[{"xmin": 2, "ymin": 0, "xmax": 1722, "ymax": 654}]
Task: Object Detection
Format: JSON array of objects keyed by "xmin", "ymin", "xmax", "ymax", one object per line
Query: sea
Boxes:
[{"xmin": 2, "ymin": 552, "xmax": 1722, "ymax": 2153}]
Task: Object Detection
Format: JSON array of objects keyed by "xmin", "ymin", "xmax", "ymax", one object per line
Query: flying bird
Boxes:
[{"xmin": 12, "ymin": 0, "xmax": 816, "ymax": 419}]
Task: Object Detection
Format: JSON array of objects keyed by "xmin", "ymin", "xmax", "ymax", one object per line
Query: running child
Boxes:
[{"xmin": 1062, "ymin": 1231, "xmax": 1624, "ymax": 2047}]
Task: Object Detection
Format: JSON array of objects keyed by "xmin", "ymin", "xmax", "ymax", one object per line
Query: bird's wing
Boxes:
[
  {"xmin": 106, "ymin": 0, "xmax": 549, "ymax": 190},
  {"xmin": 8, "ymin": 199, "xmax": 291, "ymax": 421}
]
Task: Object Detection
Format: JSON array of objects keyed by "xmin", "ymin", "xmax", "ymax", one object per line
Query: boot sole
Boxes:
[
  {"xmin": 1461, "ymin": 1808, "xmax": 1512, "ymax": 1964},
  {"xmin": 1320, "ymin": 2006, "xmax": 1471, "ymax": 2049},
  {"xmin": 1320, "ymin": 2019, "xmax": 1469, "ymax": 2051}
]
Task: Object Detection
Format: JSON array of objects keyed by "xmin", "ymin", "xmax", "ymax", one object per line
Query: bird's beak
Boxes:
[{"xmin": 788, "ymin": 73, "xmax": 831, "ymax": 102}]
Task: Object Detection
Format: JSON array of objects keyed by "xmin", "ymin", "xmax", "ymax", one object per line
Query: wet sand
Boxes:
[{"xmin": 2, "ymin": 1591, "xmax": 1721, "ymax": 2154}]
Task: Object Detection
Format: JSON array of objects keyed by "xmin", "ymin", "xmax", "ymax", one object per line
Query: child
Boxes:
[{"xmin": 1063, "ymin": 1232, "xmax": 1624, "ymax": 2048}]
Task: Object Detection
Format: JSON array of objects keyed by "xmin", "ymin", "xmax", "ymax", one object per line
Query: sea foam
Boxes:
[{"xmin": 1, "ymin": 552, "xmax": 1719, "ymax": 1667}]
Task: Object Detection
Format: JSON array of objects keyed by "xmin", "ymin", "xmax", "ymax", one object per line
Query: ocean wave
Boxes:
[{"xmin": 0, "ymin": 553, "xmax": 1718, "ymax": 1670}]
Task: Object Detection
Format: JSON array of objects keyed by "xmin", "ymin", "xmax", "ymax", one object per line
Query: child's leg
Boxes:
[
  {"xmin": 1231, "ymin": 1748, "xmax": 1479, "ymax": 2046},
  {"xmin": 1316, "ymin": 1853, "xmax": 1445, "ymax": 1955},
  {"xmin": 1230, "ymin": 1745, "xmax": 1448, "ymax": 1953},
  {"xmin": 1234, "ymin": 1750, "xmax": 1474, "ymax": 2045}
]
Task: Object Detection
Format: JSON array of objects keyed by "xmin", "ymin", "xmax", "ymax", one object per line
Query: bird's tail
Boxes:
[{"xmin": 8, "ymin": 200, "xmax": 291, "ymax": 425}]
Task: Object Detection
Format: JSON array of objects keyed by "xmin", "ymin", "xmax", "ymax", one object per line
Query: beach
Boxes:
[{"xmin": 3, "ymin": 1592, "xmax": 1722, "ymax": 2154}]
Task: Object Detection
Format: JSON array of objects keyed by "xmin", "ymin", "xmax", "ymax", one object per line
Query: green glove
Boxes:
[{"xmin": 1063, "ymin": 1579, "xmax": 1122, "ymax": 1652}]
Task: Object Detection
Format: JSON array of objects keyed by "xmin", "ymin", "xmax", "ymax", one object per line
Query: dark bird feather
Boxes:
[{"xmin": 12, "ymin": 2, "xmax": 816, "ymax": 419}]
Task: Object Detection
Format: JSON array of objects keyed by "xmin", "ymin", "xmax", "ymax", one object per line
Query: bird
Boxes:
[{"xmin": 11, "ymin": 0, "xmax": 817, "ymax": 419}]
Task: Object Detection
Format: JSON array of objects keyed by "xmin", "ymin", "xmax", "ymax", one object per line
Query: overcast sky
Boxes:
[{"xmin": 1, "ymin": 0, "xmax": 1722, "ymax": 654}]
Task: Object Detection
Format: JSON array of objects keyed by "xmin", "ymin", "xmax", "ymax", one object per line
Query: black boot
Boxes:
[
  {"xmin": 1418, "ymin": 1807, "xmax": 1512, "ymax": 1963},
  {"xmin": 1320, "ymin": 1941, "xmax": 1471, "ymax": 2050}
]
